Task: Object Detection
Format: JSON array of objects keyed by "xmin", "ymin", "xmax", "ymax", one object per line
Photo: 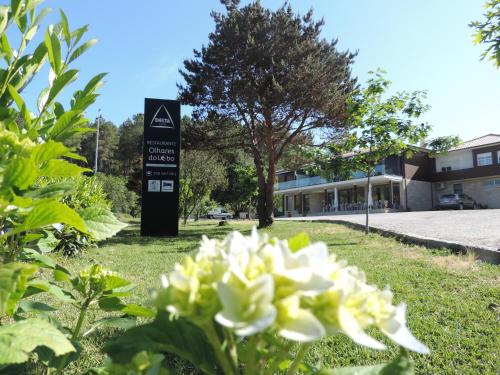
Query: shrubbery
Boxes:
[
  {"xmin": 97, "ymin": 173, "xmax": 140, "ymax": 217},
  {"xmin": 0, "ymin": 2, "xmax": 146, "ymax": 373}
]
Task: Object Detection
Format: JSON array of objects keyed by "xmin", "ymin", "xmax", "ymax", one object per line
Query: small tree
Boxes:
[
  {"xmin": 470, "ymin": 0, "xmax": 500, "ymax": 68},
  {"xmin": 211, "ymin": 164, "xmax": 258, "ymax": 217},
  {"xmin": 318, "ymin": 70, "xmax": 431, "ymax": 234},
  {"xmin": 179, "ymin": 0, "xmax": 356, "ymax": 228},
  {"xmin": 179, "ymin": 150, "xmax": 227, "ymax": 225}
]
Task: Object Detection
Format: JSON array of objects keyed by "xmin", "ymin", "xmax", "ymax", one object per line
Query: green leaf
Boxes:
[
  {"xmin": 44, "ymin": 26, "xmax": 61, "ymax": 74},
  {"xmin": 30, "ymin": 140, "xmax": 70, "ymax": 164},
  {"xmin": 83, "ymin": 316, "xmax": 137, "ymax": 337},
  {"xmin": 104, "ymin": 311, "xmax": 217, "ymax": 374},
  {"xmin": 7, "ymin": 85, "xmax": 31, "ymax": 128},
  {"xmin": 35, "ymin": 230, "xmax": 59, "ymax": 253},
  {"xmin": 17, "ymin": 300, "xmax": 57, "ymax": 313},
  {"xmin": 0, "ymin": 262, "xmax": 38, "ymax": 316},
  {"xmin": 288, "ymin": 232, "xmax": 311, "ymax": 252},
  {"xmin": 0, "ymin": 6, "xmax": 9, "ymax": 35},
  {"xmin": 0, "ymin": 34, "xmax": 13, "ymax": 62},
  {"xmin": 58, "ymin": 9, "xmax": 71, "ymax": 47},
  {"xmin": 33, "ymin": 6, "xmax": 51, "ymax": 27},
  {"xmin": 3, "ymin": 157, "xmax": 38, "ymax": 190},
  {"xmin": 316, "ymin": 348, "xmax": 414, "ymax": 375},
  {"xmin": 79, "ymin": 206, "xmax": 127, "ymax": 241},
  {"xmin": 83, "ymin": 72, "xmax": 107, "ymax": 95},
  {"xmin": 45, "ymin": 69, "xmax": 78, "ymax": 108},
  {"xmin": 48, "ymin": 111, "xmax": 89, "ymax": 141},
  {"xmin": 40, "ymin": 159, "xmax": 90, "ymax": 178},
  {"xmin": 102, "ymin": 275, "xmax": 130, "ymax": 292},
  {"xmin": 26, "ymin": 279, "xmax": 75, "ymax": 303},
  {"xmin": 23, "ymin": 181, "xmax": 74, "ymax": 199},
  {"xmin": 20, "ymin": 248, "xmax": 57, "ymax": 268},
  {"xmin": 0, "ymin": 318, "xmax": 74, "ymax": 365},
  {"xmin": 12, "ymin": 201, "xmax": 86, "ymax": 235},
  {"xmin": 98, "ymin": 297, "xmax": 155, "ymax": 318},
  {"xmin": 10, "ymin": 0, "xmax": 22, "ymax": 19},
  {"xmin": 68, "ymin": 38, "xmax": 97, "ymax": 63}
]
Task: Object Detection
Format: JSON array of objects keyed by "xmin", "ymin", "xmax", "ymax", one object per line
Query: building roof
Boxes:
[{"xmin": 449, "ymin": 134, "xmax": 500, "ymax": 151}]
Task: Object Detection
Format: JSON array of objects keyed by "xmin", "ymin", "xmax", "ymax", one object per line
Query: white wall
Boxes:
[{"xmin": 435, "ymin": 150, "xmax": 473, "ymax": 171}]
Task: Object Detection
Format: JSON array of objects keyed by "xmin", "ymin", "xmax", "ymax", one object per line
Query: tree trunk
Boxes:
[
  {"xmin": 254, "ymin": 158, "xmax": 274, "ymax": 228},
  {"xmin": 365, "ymin": 173, "xmax": 370, "ymax": 234}
]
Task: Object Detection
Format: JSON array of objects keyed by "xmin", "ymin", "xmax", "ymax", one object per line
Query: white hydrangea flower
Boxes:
[{"xmin": 160, "ymin": 228, "xmax": 429, "ymax": 354}]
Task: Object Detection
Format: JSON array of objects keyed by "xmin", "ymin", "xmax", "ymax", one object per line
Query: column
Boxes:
[
  {"xmin": 389, "ymin": 180, "xmax": 394, "ymax": 207},
  {"xmin": 324, "ymin": 189, "xmax": 328, "ymax": 212},
  {"xmin": 333, "ymin": 187, "xmax": 339, "ymax": 211},
  {"xmin": 367, "ymin": 183, "xmax": 373, "ymax": 208}
]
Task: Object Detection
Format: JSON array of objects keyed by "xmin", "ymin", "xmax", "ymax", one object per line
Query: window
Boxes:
[
  {"xmin": 477, "ymin": 152, "xmax": 492, "ymax": 166},
  {"xmin": 453, "ymin": 183, "xmax": 463, "ymax": 195},
  {"xmin": 485, "ymin": 179, "xmax": 500, "ymax": 187},
  {"xmin": 441, "ymin": 166, "xmax": 452, "ymax": 172},
  {"xmin": 498, "ymin": 151, "xmax": 500, "ymax": 164}
]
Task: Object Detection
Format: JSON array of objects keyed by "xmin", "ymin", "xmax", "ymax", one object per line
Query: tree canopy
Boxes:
[
  {"xmin": 470, "ymin": 0, "xmax": 500, "ymax": 68},
  {"xmin": 179, "ymin": 0, "xmax": 356, "ymax": 227}
]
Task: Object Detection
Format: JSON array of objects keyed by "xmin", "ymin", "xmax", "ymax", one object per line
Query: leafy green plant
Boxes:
[
  {"xmin": 0, "ymin": 262, "xmax": 153, "ymax": 373},
  {"xmin": 0, "ymin": 0, "xmax": 111, "ymax": 261},
  {"xmin": 0, "ymin": 1, "xmax": 133, "ymax": 372}
]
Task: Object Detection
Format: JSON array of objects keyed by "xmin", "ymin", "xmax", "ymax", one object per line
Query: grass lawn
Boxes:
[{"xmin": 43, "ymin": 219, "xmax": 499, "ymax": 374}]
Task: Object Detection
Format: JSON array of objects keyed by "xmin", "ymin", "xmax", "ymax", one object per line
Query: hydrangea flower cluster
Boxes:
[{"xmin": 161, "ymin": 229, "xmax": 429, "ymax": 354}]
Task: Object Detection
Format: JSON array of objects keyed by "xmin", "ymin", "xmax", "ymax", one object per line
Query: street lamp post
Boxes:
[{"xmin": 94, "ymin": 110, "xmax": 101, "ymax": 174}]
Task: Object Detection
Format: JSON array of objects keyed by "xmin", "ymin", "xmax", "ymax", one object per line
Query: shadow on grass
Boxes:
[{"xmin": 100, "ymin": 222, "xmax": 252, "ymax": 249}]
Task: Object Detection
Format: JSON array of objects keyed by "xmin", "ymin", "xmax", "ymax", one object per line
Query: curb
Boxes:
[{"xmin": 286, "ymin": 219, "xmax": 500, "ymax": 265}]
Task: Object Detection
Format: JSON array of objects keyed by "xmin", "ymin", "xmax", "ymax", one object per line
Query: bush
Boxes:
[
  {"xmin": 35, "ymin": 176, "xmax": 113, "ymax": 255},
  {"xmin": 96, "ymin": 173, "xmax": 140, "ymax": 216},
  {"xmin": 58, "ymin": 175, "xmax": 111, "ymax": 210}
]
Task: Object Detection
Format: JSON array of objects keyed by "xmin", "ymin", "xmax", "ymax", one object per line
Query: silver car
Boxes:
[{"xmin": 439, "ymin": 194, "xmax": 477, "ymax": 210}]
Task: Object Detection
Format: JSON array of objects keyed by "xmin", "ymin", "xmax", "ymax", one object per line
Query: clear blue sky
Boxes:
[{"xmin": 27, "ymin": 0, "xmax": 500, "ymax": 141}]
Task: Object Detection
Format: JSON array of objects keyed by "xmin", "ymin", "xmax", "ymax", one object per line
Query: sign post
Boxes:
[{"xmin": 141, "ymin": 98, "xmax": 180, "ymax": 236}]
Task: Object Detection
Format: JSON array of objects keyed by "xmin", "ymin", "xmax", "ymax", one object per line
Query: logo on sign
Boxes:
[{"xmin": 150, "ymin": 105, "xmax": 175, "ymax": 129}]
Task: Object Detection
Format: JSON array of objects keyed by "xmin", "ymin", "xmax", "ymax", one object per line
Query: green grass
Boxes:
[{"xmin": 35, "ymin": 220, "xmax": 500, "ymax": 374}]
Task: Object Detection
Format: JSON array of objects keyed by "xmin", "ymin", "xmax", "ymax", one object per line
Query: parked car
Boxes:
[
  {"xmin": 207, "ymin": 208, "xmax": 233, "ymax": 219},
  {"xmin": 439, "ymin": 194, "xmax": 477, "ymax": 210}
]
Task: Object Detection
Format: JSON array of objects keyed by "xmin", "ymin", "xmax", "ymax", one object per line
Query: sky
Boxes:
[{"xmin": 22, "ymin": 0, "xmax": 500, "ymax": 141}]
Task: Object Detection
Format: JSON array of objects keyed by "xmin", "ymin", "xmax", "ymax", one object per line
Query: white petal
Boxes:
[
  {"xmin": 217, "ymin": 282, "xmax": 241, "ymax": 316},
  {"xmin": 215, "ymin": 310, "xmax": 241, "ymax": 329},
  {"xmin": 338, "ymin": 306, "xmax": 386, "ymax": 350},
  {"xmin": 295, "ymin": 242, "xmax": 330, "ymax": 267},
  {"xmin": 380, "ymin": 304, "xmax": 430, "ymax": 354},
  {"xmin": 248, "ymin": 274, "xmax": 274, "ymax": 304},
  {"xmin": 278, "ymin": 309, "xmax": 325, "ymax": 342},
  {"xmin": 235, "ymin": 305, "xmax": 277, "ymax": 336},
  {"xmin": 160, "ymin": 274, "xmax": 169, "ymax": 288}
]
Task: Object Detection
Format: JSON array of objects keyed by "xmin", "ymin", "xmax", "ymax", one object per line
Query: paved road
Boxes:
[{"xmin": 279, "ymin": 209, "xmax": 500, "ymax": 251}]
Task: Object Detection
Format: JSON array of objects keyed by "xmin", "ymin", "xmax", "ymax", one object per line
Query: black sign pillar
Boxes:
[{"xmin": 141, "ymin": 98, "xmax": 180, "ymax": 236}]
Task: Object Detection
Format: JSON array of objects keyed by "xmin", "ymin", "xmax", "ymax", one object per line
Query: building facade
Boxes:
[
  {"xmin": 431, "ymin": 134, "xmax": 500, "ymax": 209},
  {"xmin": 274, "ymin": 134, "xmax": 500, "ymax": 216}
]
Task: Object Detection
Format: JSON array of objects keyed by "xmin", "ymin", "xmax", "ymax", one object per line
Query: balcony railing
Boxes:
[{"xmin": 275, "ymin": 165, "xmax": 385, "ymax": 192}]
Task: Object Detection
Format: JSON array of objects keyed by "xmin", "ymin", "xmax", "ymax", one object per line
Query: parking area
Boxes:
[{"xmin": 279, "ymin": 209, "xmax": 500, "ymax": 257}]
